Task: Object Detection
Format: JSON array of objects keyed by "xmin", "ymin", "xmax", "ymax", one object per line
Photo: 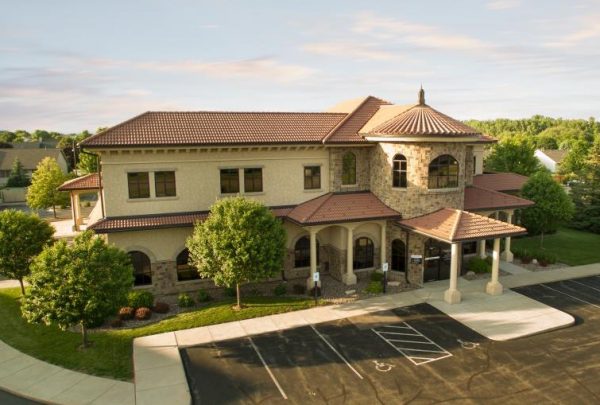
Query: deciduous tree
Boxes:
[
  {"xmin": 484, "ymin": 136, "xmax": 542, "ymax": 176},
  {"xmin": 26, "ymin": 157, "xmax": 69, "ymax": 217},
  {"xmin": 570, "ymin": 137, "xmax": 600, "ymax": 234}
]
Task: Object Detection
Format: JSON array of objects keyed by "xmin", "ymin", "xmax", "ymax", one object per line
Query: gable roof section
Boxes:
[
  {"xmin": 58, "ymin": 173, "xmax": 101, "ymax": 191},
  {"xmin": 397, "ymin": 208, "xmax": 527, "ymax": 243},
  {"xmin": 464, "ymin": 185, "xmax": 534, "ymax": 212},
  {"xmin": 323, "ymin": 96, "xmax": 391, "ymax": 144},
  {"xmin": 0, "ymin": 148, "xmax": 65, "ymax": 171},
  {"xmin": 472, "ymin": 173, "xmax": 528, "ymax": 192},
  {"xmin": 539, "ymin": 149, "xmax": 567, "ymax": 163},
  {"xmin": 79, "ymin": 111, "xmax": 347, "ymax": 148}
]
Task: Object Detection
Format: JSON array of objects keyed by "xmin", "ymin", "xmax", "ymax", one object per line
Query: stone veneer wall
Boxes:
[
  {"xmin": 383, "ymin": 222, "xmax": 426, "ymax": 285},
  {"xmin": 329, "ymin": 147, "xmax": 372, "ymax": 192},
  {"xmin": 465, "ymin": 146, "xmax": 474, "ymax": 186},
  {"xmin": 370, "ymin": 142, "xmax": 467, "ymax": 218}
]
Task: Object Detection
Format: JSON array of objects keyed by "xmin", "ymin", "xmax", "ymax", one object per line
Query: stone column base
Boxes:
[
  {"xmin": 342, "ymin": 272, "xmax": 357, "ymax": 286},
  {"xmin": 486, "ymin": 281, "xmax": 503, "ymax": 296},
  {"xmin": 444, "ymin": 288, "xmax": 461, "ymax": 304},
  {"xmin": 306, "ymin": 277, "xmax": 322, "ymax": 290},
  {"xmin": 500, "ymin": 250, "xmax": 514, "ymax": 262}
]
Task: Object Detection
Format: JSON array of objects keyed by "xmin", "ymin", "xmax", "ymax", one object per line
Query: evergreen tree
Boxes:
[{"xmin": 6, "ymin": 157, "xmax": 31, "ymax": 187}]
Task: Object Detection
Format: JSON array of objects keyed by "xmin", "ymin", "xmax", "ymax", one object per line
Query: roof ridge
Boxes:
[
  {"xmin": 304, "ymin": 193, "xmax": 334, "ymax": 223},
  {"xmin": 322, "ymin": 96, "xmax": 372, "ymax": 143},
  {"xmin": 449, "ymin": 209, "xmax": 463, "ymax": 241},
  {"xmin": 369, "ymin": 103, "xmax": 420, "ymax": 134},
  {"xmin": 148, "ymin": 111, "xmax": 347, "ymax": 115}
]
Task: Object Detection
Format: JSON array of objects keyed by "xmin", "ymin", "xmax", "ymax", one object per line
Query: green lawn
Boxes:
[
  {"xmin": 512, "ymin": 227, "xmax": 600, "ymax": 266},
  {"xmin": 0, "ymin": 288, "xmax": 318, "ymax": 381}
]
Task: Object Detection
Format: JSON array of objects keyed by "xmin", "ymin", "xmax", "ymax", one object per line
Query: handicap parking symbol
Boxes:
[
  {"xmin": 456, "ymin": 339, "xmax": 480, "ymax": 350},
  {"xmin": 373, "ymin": 360, "xmax": 395, "ymax": 372}
]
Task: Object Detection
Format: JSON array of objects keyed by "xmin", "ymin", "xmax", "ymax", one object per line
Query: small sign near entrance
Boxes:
[
  {"xmin": 382, "ymin": 262, "xmax": 389, "ymax": 273},
  {"xmin": 313, "ymin": 272, "xmax": 320, "ymax": 282},
  {"xmin": 410, "ymin": 255, "xmax": 423, "ymax": 264}
]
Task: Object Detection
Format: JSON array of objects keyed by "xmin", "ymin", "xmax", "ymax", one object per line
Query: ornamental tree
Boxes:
[
  {"xmin": 22, "ymin": 231, "xmax": 133, "ymax": 348},
  {"xmin": 521, "ymin": 170, "xmax": 575, "ymax": 247},
  {"xmin": 187, "ymin": 197, "xmax": 286, "ymax": 309},
  {"xmin": 26, "ymin": 157, "xmax": 69, "ymax": 217},
  {"xmin": 484, "ymin": 136, "xmax": 542, "ymax": 176},
  {"xmin": 0, "ymin": 210, "xmax": 55, "ymax": 295},
  {"xmin": 6, "ymin": 157, "xmax": 31, "ymax": 187}
]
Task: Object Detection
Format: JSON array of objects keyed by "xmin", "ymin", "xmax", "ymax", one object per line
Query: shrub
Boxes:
[
  {"xmin": 535, "ymin": 250, "xmax": 557, "ymax": 267},
  {"xmin": 135, "ymin": 307, "xmax": 152, "ymax": 320},
  {"xmin": 467, "ymin": 257, "xmax": 491, "ymax": 274},
  {"xmin": 223, "ymin": 287, "xmax": 237, "ymax": 297},
  {"xmin": 197, "ymin": 289, "xmax": 212, "ymax": 303},
  {"xmin": 127, "ymin": 290, "xmax": 154, "ymax": 309},
  {"xmin": 292, "ymin": 284, "xmax": 306, "ymax": 295},
  {"xmin": 365, "ymin": 280, "xmax": 383, "ymax": 294},
  {"xmin": 110, "ymin": 318, "xmax": 123, "ymax": 328},
  {"xmin": 118, "ymin": 306, "xmax": 135, "ymax": 320},
  {"xmin": 308, "ymin": 286, "xmax": 321, "ymax": 297},
  {"xmin": 512, "ymin": 247, "xmax": 525, "ymax": 258},
  {"xmin": 370, "ymin": 272, "xmax": 384, "ymax": 282},
  {"xmin": 520, "ymin": 250, "xmax": 533, "ymax": 264},
  {"xmin": 153, "ymin": 301, "xmax": 170, "ymax": 314},
  {"xmin": 273, "ymin": 283, "xmax": 287, "ymax": 296},
  {"xmin": 178, "ymin": 293, "xmax": 194, "ymax": 308}
]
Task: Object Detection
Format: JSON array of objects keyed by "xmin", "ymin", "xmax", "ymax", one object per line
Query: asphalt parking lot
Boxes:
[
  {"xmin": 182, "ymin": 275, "xmax": 600, "ymax": 404},
  {"xmin": 0, "ymin": 389, "xmax": 38, "ymax": 405}
]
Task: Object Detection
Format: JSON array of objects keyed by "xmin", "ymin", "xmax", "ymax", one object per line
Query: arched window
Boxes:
[
  {"xmin": 428, "ymin": 155, "xmax": 459, "ymax": 189},
  {"xmin": 391, "ymin": 239, "xmax": 406, "ymax": 272},
  {"xmin": 342, "ymin": 152, "xmax": 356, "ymax": 185},
  {"xmin": 294, "ymin": 236, "xmax": 319, "ymax": 268},
  {"xmin": 354, "ymin": 237, "xmax": 374, "ymax": 269},
  {"xmin": 392, "ymin": 154, "xmax": 408, "ymax": 188},
  {"xmin": 129, "ymin": 251, "xmax": 152, "ymax": 286},
  {"xmin": 176, "ymin": 249, "xmax": 201, "ymax": 282}
]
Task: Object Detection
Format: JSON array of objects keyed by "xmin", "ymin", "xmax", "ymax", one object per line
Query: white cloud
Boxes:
[
  {"xmin": 487, "ymin": 0, "xmax": 520, "ymax": 10},
  {"xmin": 545, "ymin": 14, "xmax": 600, "ymax": 47},
  {"xmin": 302, "ymin": 41, "xmax": 398, "ymax": 61}
]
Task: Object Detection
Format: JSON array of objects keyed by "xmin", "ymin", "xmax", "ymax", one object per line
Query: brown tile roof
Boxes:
[
  {"xmin": 286, "ymin": 191, "xmax": 400, "ymax": 226},
  {"xmin": 464, "ymin": 186, "xmax": 534, "ymax": 212},
  {"xmin": 88, "ymin": 206, "xmax": 295, "ymax": 233},
  {"xmin": 539, "ymin": 149, "xmax": 567, "ymax": 163},
  {"xmin": 398, "ymin": 208, "xmax": 527, "ymax": 243},
  {"xmin": 473, "ymin": 173, "xmax": 529, "ymax": 192},
  {"xmin": 323, "ymin": 96, "xmax": 391, "ymax": 144},
  {"xmin": 79, "ymin": 111, "xmax": 347, "ymax": 148},
  {"xmin": 58, "ymin": 173, "xmax": 100, "ymax": 191}
]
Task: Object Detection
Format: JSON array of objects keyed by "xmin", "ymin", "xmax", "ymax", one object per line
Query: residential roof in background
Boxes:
[
  {"xmin": 472, "ymin": 173, "xmax": 529, "ymax": 192},
  {"xmin": 0, "ymin": 148, "xmax": 65, "ymax": 171},
  {"xmin": 463, "ymin": 185, "xmax": 534, "ymax": 212},
  {"xmin": 539, "ymin": 149, "xmax": 568, "ymax": 163}
]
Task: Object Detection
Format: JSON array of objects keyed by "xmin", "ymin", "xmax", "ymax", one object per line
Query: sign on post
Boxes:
[
  {"xmin": 313, "ymin": 272, "xmax": 320, "ymax": 282},
  {"xmin": 382, "ymin": 262, "xmax": 389, "ymax": 272}
]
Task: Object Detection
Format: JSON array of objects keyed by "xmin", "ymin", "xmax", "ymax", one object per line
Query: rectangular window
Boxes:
[
  {"xmin": 244, "ymin": 168, "xmax": 263, "ymax": 193},
  {"xmin": 304, "ymin": 166, "xmax": 321, "ymax": 190},
  {"xmin": 127, "ymin": 172, "xmax": 150, "ymax": 199},
  {"xmin": 0, "ymin": 170, "xmax": 10, "ymax": 178},
  {"xmin": 220, "ymin": 169, "xmax": 239, "ymax": 194},
  {"xmin": 155, "ymin": 171, "xmax": 176, "ymax": 197}
]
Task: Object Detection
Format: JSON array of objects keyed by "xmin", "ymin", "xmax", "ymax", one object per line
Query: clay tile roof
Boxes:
[
  {"xmin": 323, "ymin": 96, "xmax": 391, "ymax": 144},
  {"xmin": 286, "ymin": 191, "xmax": 400, "ymax": 226},
  {"xmin": 464, "ymin": 185, "xmax": 534, "ymax": 212},
  {"xmin": 539, "ymin": 149, "xmax": 568, "ymax": 163},
  {"xmin": 398, "ymin": 208, "xmax": 527, "ymax": 243},
  {"xmin": 88, "ymin": 206, "xmax": 295, "ymax": 233},
  {"xmin": 79, "ymin": 112, "xmax": 347, "ymax": 148},
  {"xmin": 58, "ymin": 173, "xmax": 101, "ymax": 191},
  {"xmin": 472, "ymin": 173, "xmax": 529, "ymax": 192}
]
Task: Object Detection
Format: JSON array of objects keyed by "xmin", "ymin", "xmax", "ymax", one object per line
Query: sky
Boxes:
[{"xmin": 1, "ymin": 0, "xmax": 599, "ymax": 133}]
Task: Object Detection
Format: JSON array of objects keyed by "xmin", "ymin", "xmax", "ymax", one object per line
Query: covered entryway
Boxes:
[
  {"xmin": 423, "ymin": 239, "xmax": 451, "ymax": 282},
  {"xmin": 391, "ymin": 239, "xmax": 406, "ymax": 272}
]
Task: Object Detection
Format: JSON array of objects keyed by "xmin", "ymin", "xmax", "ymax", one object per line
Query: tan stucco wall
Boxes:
[
  {"xmin": 99, "ymin": 147, "xmax": 331, "ymax": 216},
  {"xmin": 106, "ymin": 227, "xmax": 192, "ymax": 262}
]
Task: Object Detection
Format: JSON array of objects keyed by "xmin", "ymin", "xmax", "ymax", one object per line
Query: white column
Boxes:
[
  {"xmin": 306, "ymin": 228, "xmax": 321, "ymax": 289},
  {"xmin": 501, "ymin": 211, "xmax": 514, "ymax": 262},
  {"xmin": 478, "ymin": 239, "xmax": 487, "ymax": 259},
  {"xmin": 343, "ymin": 226, "xmax": 357, "ymax": 285},
  {"xmin": 486, "ymin": 238, "xmax": 503, "ymax": 295},
  {"xmin": 73, "ymin": 193, "xmax": 82, "ymax": 227},
  {"xmin": 444, "ymin": 243, "xmax": 461, "ymax": 304},
  {"xmin": 380, "ymin": 222, "xmax": 387, "ymax": 270},
  {"xmin": 70, "ymin": 193, "xmax": 78, "ymax": 231}
]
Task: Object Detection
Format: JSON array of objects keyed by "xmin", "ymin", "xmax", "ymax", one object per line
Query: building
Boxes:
[
  {"xmin": 75, "ymin": 89, "xmax": 534, "ymax": 304},
  {"xmin": 0, "ymin": 148, "xmax": 69, "ymax": 187},
  {"xmin": 535, "ymin": 149, "xmax": 567, "ymax": 173}
]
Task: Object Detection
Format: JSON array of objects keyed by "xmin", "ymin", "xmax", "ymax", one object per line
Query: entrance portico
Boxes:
[
  {"xmin": 398, "ymin": 208, "xmax": 527, "ymax": 304},
  {"xmin": 57, "ymin": 173, "xmax": 101, "ymax": 231}
]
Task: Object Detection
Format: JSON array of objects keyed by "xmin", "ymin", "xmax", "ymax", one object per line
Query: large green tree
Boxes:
[
  {"xmin": 187, "ymin": 197, "xmax": 286, "ymax": 309},
  {"xmin": 6, "ymin": 157, "xmax": 31, "ymax": 187},
  {"xmin": 0, "ymin": 210, "xmax": 54, "ymax": 295},
  {"xmin": 484, "ymin": 136, "xmax": 542, "ymax": 176},
  {"xmin": 26, "ymin": 157, "xmax": 69, "ymax": 217},
  {"xmin": 22, "ymin": 231, "xmax": 133, "ymax": 347},
  {"xmin": 559, "ymin": 140, "xmax": 590, "ymax": 178},
  {"xmin": 521, "ymin": 171, "xmax": 575, "ymax": 246},
  {"xmin": 570, "ymin": 137, "xmax": 600, "ymax": 234},
  {"xmin": 77, "ymin": 151, "xmax": 98, "ymax": 174}
]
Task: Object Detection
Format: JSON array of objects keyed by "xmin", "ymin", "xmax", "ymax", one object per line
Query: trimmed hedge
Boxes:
[
  {"xmin": 467, "ymin": 257, "xmax": 491, "ymax": 274},
  {"xmin": 127, "ymin": 291, "xmax": 154, "ymax": 309},
  {"xmin": 178, "ymin": 293, "xmax": 195, "ymax": 308}
]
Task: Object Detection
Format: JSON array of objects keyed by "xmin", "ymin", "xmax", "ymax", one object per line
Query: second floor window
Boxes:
[
  {"xmin": 128, "ymin": 172, "xmax": 150, "ymax": 199},
  {"xmin": 392, "ymin": 154, "xmax": 408, "ymax": 188},
  {"xmin": 304, "ymin": 166, "xmax": 321, "ymax": 190},
  {"xmin": 155, "ymin": 171, "xmax": 176, "ymax": 197},
  {"xmin": 342, "ymin": 152, "xmax": 356, "ymax": 185},
  {"xmin": 220, "ymin": 168, "xmax": 239, "ymax": 194},
  {"xmin": 244, "ymin": 168, "xmax": 263, "ymax": 193},
  {"xmin": 428, "ymin": 154, "xmax": 459, "ymax": 189}
]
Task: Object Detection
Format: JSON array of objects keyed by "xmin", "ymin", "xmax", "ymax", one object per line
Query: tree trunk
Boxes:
[
  {"xmin": 236, "ymin": 283, "xmax": 241, "ymax": 309},
  {"xmin": 18, "ymin": 278, "xmax": 25, "ymax": 296},
  {"xmin": 52, "ymin": 204, "xmax": 57, "ymax": 218},
  {"xmin": 81, "ymin": 323, "xmax": 88, "ymax": 348}
]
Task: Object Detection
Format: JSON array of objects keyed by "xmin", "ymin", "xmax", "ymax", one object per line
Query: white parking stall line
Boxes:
[
  {"xmin": 540, "ymin": 283, "xmax": 600, "ymax": 310},
  {"xmin": 568, "ymin": 279, "xmax": 600, "ymax": 294},
  {"xmin": 372, "ymin": 322, "xmax": 452, "ymax": 366},
  {"xmin": 248, "ymin": 337, "xmax": 288, "ymax": 400},
  {"xmin": 310, "ymin": 325, "xmax": 364, "ymax": 380}
]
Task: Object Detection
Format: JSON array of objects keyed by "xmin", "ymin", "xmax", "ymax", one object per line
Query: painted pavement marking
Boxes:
[
  {"xmin": 247, "ymin": 337, "xmax": 288, "ymax": 400},
  {"xmin": 310, "ymin": 325, "xmax": 364, "ymax": 380},
  {"xmin": 371, "ymin": 322, "xmax": 452, "ymax": 366},
  {"xmin": 568, "ymin": 279, "xmax": 600, "ymax": 295},
  {"xmin": 540, "ymin": 283, "xmax": 600, "ymax": 310}
]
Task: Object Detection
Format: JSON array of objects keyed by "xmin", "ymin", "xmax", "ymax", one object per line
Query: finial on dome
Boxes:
[{"xmin": 418, "ymin": 85, "xmax": 425, "ymax": 105}]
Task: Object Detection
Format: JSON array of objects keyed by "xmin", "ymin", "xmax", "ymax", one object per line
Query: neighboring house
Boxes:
[
  {"xmin": 0, "ymin": 148, "xmax": 69, "ymax": 187},
  {"xmin": 535, "ymin": 149, "xmax": 567, "ymax": 173},
  {"xmin": 75, "ymin": 89, "xmax": 533, "ymax": 305}
]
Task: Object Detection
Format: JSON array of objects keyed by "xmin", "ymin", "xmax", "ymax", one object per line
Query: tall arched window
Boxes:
[
  {"xmin": 176, "ymin": 248, "xmax": 201, "ymax": 282},
  {"xmin": 391, "ymin": 239, "xmax": 406, "ymax": 272},
  {"xmin": 354, "ymin": 237, "xmax": 374, "ymax": 269},
  {"xmin": 428, "ymin": 155, "xmax": 459, "ymax": 189},
  {"xmin": 392, "ymin": 154, "xmax": 408, "ymax": 188},
  {"xmin": 342, "ymin": 152, "xmax": 356, "ymax": 185},
  {"xmin": 294, "ymin": 236, "xmax": 320, "ymax": 268},
  {"xmin": 129, "ymin": 251, "xmax": 152, "ymax": 286}
]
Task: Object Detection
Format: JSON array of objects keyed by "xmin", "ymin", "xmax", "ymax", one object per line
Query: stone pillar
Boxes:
[
  {"xmin": 380, "ymin": 222, "xmax": 387, "ymax": 270},
  {"xmin": 306, "ymin": 228, "xmax": 321, "ymax": 289},
  {"xmin": 501, "ymin": 211, "xmax": 514, "ymax": 262},
  {"xmin": 343, "ymin": 226, "xmax": 357, "ymax": 285},
  {"xmin": 70, "ymin": 193, "xmax": 78, "ymax": 231},
  {"xmin": 486, "ymin": 238, "xmax": 503, "ymax": 295},
  {"xmin": 444, "ymin": 243, "xmax": 461, "ymax": 304},
  {"xmin": 478, "ymin": 239, "xmax": 486, "ymax": 259}
]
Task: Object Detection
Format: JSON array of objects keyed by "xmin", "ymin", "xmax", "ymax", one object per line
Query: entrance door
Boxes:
[
  {"xmin": 423, "ymin": 239, "xmax": 451, "ymax": 282},
  {"xmin": 391, "ymin": 239, "xmax": 406, "ymax": 272}
]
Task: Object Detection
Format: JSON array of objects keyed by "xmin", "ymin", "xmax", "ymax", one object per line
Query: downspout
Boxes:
[
  {"xmin": 404, "ymin": 230, "xmax": 410, "ymax": 284},
  {"xmin": 79, "ymin": 149, "xmax": 105, "ymax": 219}
]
